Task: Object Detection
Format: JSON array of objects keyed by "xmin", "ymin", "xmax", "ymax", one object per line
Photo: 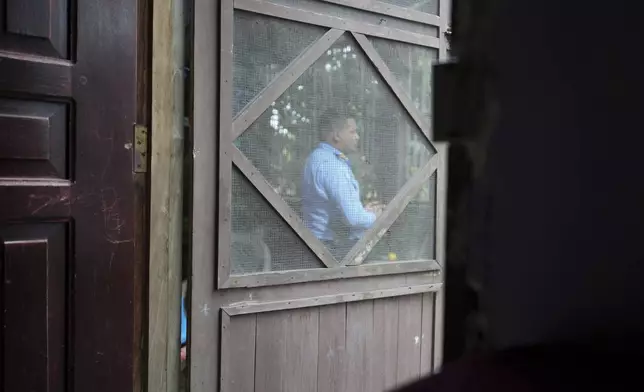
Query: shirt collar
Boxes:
[{"xmin": 319, "ymin": 142, "xmax": 349, "ymax": 162}]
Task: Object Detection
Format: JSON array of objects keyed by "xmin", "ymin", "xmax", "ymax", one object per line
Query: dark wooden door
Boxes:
[{"xmin": 0, "ymin": 1, "xmax": 144, "ymax": 391}]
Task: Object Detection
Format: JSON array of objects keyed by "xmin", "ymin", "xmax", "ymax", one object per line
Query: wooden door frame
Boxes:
[
  {"xmin": 190, "ymin": 0, "xmax": 451, "ymax": 389},
  {"xmin": 147, "ymin": 0, "xmax": 186, "ymax": 392}
]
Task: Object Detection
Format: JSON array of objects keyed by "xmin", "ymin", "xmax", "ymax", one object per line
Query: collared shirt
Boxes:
[
  {"xmin": 302, "ymin": 142, "xmax": 376, "ymax": 241},
  {"xmin": 181, "ymin": 297, "xmax": 187, "ymax": 345}
]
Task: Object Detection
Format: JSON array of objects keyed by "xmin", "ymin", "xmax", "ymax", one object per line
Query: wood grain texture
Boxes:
[
  {"xmin": 223, "ymin": 283, "xmax": 441, "ymax": 315},
  {"xmin": 1, "ymin": 0, "xmax": 69, "ymax": 58},
  {"xmin": 223, "ymin": 260, "xmax": 439, "ymax": 288},
  {"xmin": 0, "ymin": 223, "xmax": 67, "ymax": 392},
  {"xmin": 148, "ymin": 0, "xmax": 185, "ymax": 391},
  {"xmin": 396, "ymin": 294, "xmax": 423, "ymax": 387},
  {"xmin": 0, "ymin": 55, "xmax": 72, "ymax": 97},
  {"xmin": 433, "ymin": 288, "xmax": 445, "ymax": 372},
  {"xmin": 319, "ymin": 0, "xmax": 441, "ymax": 26},
  {"xmin": 220, "ymin": 313, "xmax": 257, "ymax": 392},
  {"xmin": 345, "ymin": 300, "xmax": 375, "ymax": 392},
  {"xmin": 0, "ymin": 99, "xmax": 68, "ymax": 178},
  {"xmin": 255, "ymin": 308, "xmax": 320, "ymax": 392},
  {"xmin": 435, "ymin": 143, "xmax": 449, "ymax": 267},
  {"xmin": 235, "ymin": 0, "xmax": 440, "ymax": 48},
  {"xmin": 373, "ymin": 297, "xmax": 400, "ymax": 391},
  {"xmin": 420, "ymin": 292, "xmax": 435, "ymax": 375},
  {"xmin": 438, "ymin": 0, "xmax": 452, "ymax": 58},
  {"xmin": 190, "ymin": 0, "xmax": 220, "ymax": 387},
  {"xmin": 317, "ymin": 303, "xmax": 348, "ymax": 392},
  {"xmin": 217, "ymin": 0, "xmax": 234, "ymax": 288}
]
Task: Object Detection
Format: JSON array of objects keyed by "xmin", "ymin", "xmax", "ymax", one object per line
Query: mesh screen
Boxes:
[
  {"xmin": 231, "ymin": 168, "xmax": 324, "ymax": 274},
  {"xmin": 265, "ymin": 0, "xmax": 438, "ymax": 37},
  {"xmin": 370, "ymin": 37, "xmax": 439, "ymax": 126},
  {"xmin": 365, "ymin": 173, "xmax": 437, "ymax": 263},
  {"xmin": 235, "ymin": 33, "xmax": 435, "ymax": 262},
  {"xmin": 379, "ymin": 0, "xmax": 439, "ymax": 15},
  {"xmin": 233, "ymin": 11, "xmax": 327, "ymax": 116}
]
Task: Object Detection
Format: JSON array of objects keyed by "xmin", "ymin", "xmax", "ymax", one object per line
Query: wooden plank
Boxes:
[
  {"xmin": 433, "ymin": 288, "xmax": 445, "ymax": 372},
  {"xmin": 223, "ymin": 260, "xmax": 440, "ymax": 288},
  {"xmin": 235, "ymin": 0, "xmax": 440, "ymax": 49},
  {"xmin": 255, "ymin": 308, "xmax": 319, "ymax": 392},
  {"xmin": 190, "ymin": 0, "xmax": 220, "ymax": 389},
  {"xmin": 232, "ymin": 28, "xmax": 344, "ymax": 139},
  {"xmin": 148, "ymin": 0, "xmax": 185, "ymax": 391},
  {"xmin": 223, "ymin": 283, "xmax": 442, "ymax": 315},
  {"xmin": 345, "ymin": 300, "xmax": 375, "ymax": 392},
  {"xmin": 220, "ymin": 313, "xmax": 257, "ymax": 392},
  {"xmin": 344, "ymin": 155, "xmax": 439, "ymax": 266},
  {"xmin": 435, "ymin": 143, "xmax": 449, "ymax": 267},
  {"xmin": 396, "ymin": 294, "xmax": 423, "ymax": 387},
  {"xmin": 439, "ymin": 0, "xmax": 452, "ymax": 59},
  {"xmin": 353, "ymin": 31, "xmax": 432, "ymax": 141},
  {"xmin": 373, "ymin": 297, "xmax": 400, "ymax": 391},
  {"xmin": 230, "ymin": 146, "xmax": 340, "ymax": 269},
  {"xmin": 433, "ymin": 144, "xmax": 447, "ymax": 372},
  {"xmin": 319, "ymin": 0, "xmax": 441, "ymax": 27},
  {"xmin": 420, "ymin": 292, "xmax": 435, "ymax": 375},
  {"xmin": 217, "ymin": 0, "xmax": 234, "ymax": 288},
  {"xmin": 223, "ymin": 271, "xmax": 441, "ymax": 305},
  {"xmin": 317, "ymin": 303, "xmax": 348, "ymax": 392}
]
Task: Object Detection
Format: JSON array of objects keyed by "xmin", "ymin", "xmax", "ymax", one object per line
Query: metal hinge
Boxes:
[{"xmin": 133, "ymin": 124, "xmax": 148, "ymax": 173}]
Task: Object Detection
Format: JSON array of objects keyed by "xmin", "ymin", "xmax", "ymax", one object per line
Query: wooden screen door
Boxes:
[
  {"xmin": 0, "ymin": 1, "xmax": 144, "ymax": 391},
  {"xmin": 192, "ymin": 0, "xmax": 450, "ymax": 391}
]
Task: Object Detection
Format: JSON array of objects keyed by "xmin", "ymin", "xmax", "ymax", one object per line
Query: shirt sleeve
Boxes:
[
  {"xmin": 180, "ymin": 297, "xmax": 187, "ymax": 345},
  {"xmin": 319, "ymin": 160, "xmax": 376, "ymax": 229}
]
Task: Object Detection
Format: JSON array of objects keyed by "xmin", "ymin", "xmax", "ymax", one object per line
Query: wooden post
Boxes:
[{"xmin": 149, "ymin": 0, "xmax": 185, "ymax": 390}]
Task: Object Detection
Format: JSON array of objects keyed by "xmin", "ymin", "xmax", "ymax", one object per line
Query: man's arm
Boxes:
[{"xmin": 320, "ymin": 161, "xmax": 376, "ymax": 229}]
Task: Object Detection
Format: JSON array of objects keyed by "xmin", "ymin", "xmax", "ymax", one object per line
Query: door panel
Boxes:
[
  {"xmin": 1, "ymin": 223, "xmax": 67, "ymax": 392},
  {"xmin": 0, "ymin": 1, "xmax": 142, "ymax": 391},
  {"xmin": 0, "ymin": 99, "xmax": 69, "ymax": 178},
  {"xmin": 219, "ymin": 294, "xmax": 435, "ymax": 392},
  {"xmin": 0, "ymin": 0, "xmax": 69, "ymax": 58},
  {"xmin": 192, "ymin": 0, "xmax": 450, "ymax": 390}
]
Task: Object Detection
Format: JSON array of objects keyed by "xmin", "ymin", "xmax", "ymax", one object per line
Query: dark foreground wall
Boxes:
[{"xmin": 444, "ymin": 0, "xmax": 644, "ymax": 355}]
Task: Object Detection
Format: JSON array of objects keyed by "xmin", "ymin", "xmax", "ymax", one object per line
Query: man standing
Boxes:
[{"xmin": 301, "ymin": 109, "xmax": 382, "ymax": 260}]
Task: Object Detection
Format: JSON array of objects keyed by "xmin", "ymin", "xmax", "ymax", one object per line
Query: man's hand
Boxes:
[{"xmin": 365, "ymin": 202, "xmax": 385, "ymax": 216}]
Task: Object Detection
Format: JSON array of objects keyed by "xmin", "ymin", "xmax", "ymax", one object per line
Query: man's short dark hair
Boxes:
[{"xmin": 318, "ymin": 108, "xmax": 350, "ymax": 140}]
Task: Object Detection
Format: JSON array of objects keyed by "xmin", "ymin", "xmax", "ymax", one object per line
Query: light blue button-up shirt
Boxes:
[{"xmin": 302, "ymin": 143, "xmax": 376, "ymax": 241}]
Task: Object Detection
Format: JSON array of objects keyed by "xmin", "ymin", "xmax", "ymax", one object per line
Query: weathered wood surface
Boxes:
[
  {"xmin": 235, "ymin": 0, "xmax": 440, "ymax": 48},
  {"xmin": 190, "ymin": 0, "xmax": 220, "ymax": 388},
  {"xmin": 217, "ymin": 294, "xmax": 435, "ymax": 391},
  {"xmin": 223, "ymin": 283, "xmax": 441, "ymax": 315},
  {"xmin": 148, "ymin": 0, "xmax": 185, "ymax": 391},
  {"xmin": 319, "ymin": 0, "xmax": 441, "ymax": 26},
  {"xmin": 225, "ymin": 260, "xmax": 440, "ymax": 288},
  {"xmin": 220, "ymin": 313, "xmax": 257, "ymax": 392},
  {"xmin": 396, "ymin": 294, "xmax": 424, "ymax": 387},
  {"xmin": 420, "ymin": 292, "xmax": 436, "ymax": 375},
  {"xmin": 255, "ymin": 308, "xmax": 320, "ymax": 392},
  {"xmin": 317, "ymin": 303, "xmax": 348, "ymax": 392}
]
